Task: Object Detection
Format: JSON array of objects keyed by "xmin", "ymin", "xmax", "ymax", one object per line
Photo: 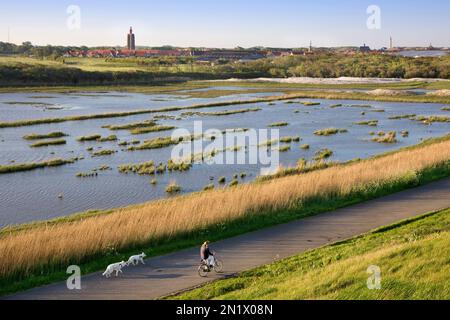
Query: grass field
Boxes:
[
  {"xmin": 174, "ymin": 208, "xmax": 450, "ymax": 300},
  {"xmin": 0, "ymin": 135, "xmax": 449, "ymax": 296}
]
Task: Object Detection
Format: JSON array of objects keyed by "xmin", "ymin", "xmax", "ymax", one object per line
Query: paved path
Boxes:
[{"xmin": 7, "ymin": 178, "xmax": 450, "ymax": 300}]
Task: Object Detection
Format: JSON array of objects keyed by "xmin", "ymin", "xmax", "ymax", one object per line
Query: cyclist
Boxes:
[{"xmin": 200, "ymin": 241, "xmax": 215, "ymax": 267}]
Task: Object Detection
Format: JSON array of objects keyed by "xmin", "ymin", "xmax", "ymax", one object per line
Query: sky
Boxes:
[{"xmin": 0, "ymin": 0, "xmax": 449, "ymax": 48}]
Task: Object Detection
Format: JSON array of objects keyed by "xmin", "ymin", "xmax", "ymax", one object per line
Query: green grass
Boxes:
[
  {"xmin": 314, "ymin": 148, "xmax": 334, "ymax": 160},
  {"xmin": 268, "ymin": 122, "xmax": 289, "ymax": 127},
  {"xmin": 173, "ymin": 208, "xmax": 450, "ymax": 300},
  {"xmin": 354, "ymin": 120, "xmax": 379, "ymax": 127},
  {"xmin": 23, "ymin": 132, "xmax": 68, "ymax": 140},
  {"xmin": 77, "ymin": 134, "xmax": 102, "ymax": 142},
  {"xmin": 301, "ymin": 101, "xmax": 321, "ymax": 106},
  {"xmin": 388, "ymin": 114, "xmax": 417, "ymax": 120},
  {"xmin": 128, "ymin": 136, "xmax": 181, "ymax": 151},
  {"xmin": 349, "ymin": 104, "xmax": 373, "ymax": 108},
  {"xmin": 130, "ymin": 125, "xmax": 176, "ymax": 135},
  {"xmin": 314, "ymin": 128, "xmax": 348, "ymax": 136},
  {"xmin": 166, "ymin": 182, "xmax": 182, "ymax": 194},
  {"xmin": 119, "ymin": 161, "xmax": 156, "ymax": 175},
  {"xmin": 91, "ymin": 149, "xmax": 117, "ymax": 157},
  {"xmin": 104, "ymin": 120, "xmax": 157, "ymax": 130},
  {"xmin": 30, "ymin": 139, "xmax": 67, "ymax": 148},
  {"xmin": 279, "ymin": 136, "xmax": 301, "ymax": 143},
  {"xmin": 203, "ymin": 184, "xmax": 215, "ymax": 191},
  {"xmin": 0, "ymin": 158, "xmax": 78, "ymax": 174},
  {"xmin": 275, "ymin": 145, "xmax": 291, "ymax": 152},
  {"xmin": 181, "ymin": 107, "xmax": 262, "ymax": 117},
  {"xmin": 372, "ymin": 132, "xmax": 398, "ymax": 144},
  {"xmin": 414, "ymin": 115, "xmax": 450, "ymax": 124},
  {"xmin": 97, "ymin": 135, "xmax": 118, "ymax": 142}
]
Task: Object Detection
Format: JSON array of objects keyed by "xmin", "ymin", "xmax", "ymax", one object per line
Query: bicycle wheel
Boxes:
[
  {"xmin": 213, "ymin": 259, "xmax": 223, "ymax": 273},
  {"xmin": 198, "ymin": 264, "xmax": 209, "ymax": 277}
]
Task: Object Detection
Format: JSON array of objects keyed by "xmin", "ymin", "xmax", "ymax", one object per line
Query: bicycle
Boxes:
[{"xmin": 198, "ymin": 256, "xmax": 223, "ymax": 277}]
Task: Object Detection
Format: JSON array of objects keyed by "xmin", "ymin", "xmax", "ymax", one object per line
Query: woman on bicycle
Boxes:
[{"xmin": 200, "ymin": 241, "xmax": 215, "ymax": 267}]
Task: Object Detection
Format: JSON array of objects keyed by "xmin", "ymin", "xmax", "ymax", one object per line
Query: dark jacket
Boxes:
[{"xmin": 200, "ymin": 245, "xmax": 213, "ymax": 260}]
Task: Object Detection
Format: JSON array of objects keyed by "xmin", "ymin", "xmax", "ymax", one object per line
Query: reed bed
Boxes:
[
  {"xmin": 314, "ymin": 128, "xmax": 348, "ymax": 136},
  {"xmin": 97, "ymin": 135, "xmax": 118, "ymax": 142},
  {"xmin": 91, "ymin": 149, "xmax": 117, "ymax": 157},
  {"xmin": 268, "ymin": 122, "xmax": 289, "ymax": 127},
  {"xmin": 301, "ymin": 101, "xmax": 321, "ymax": 106},
  {"xmin": 130, "ymin": 125, "xmax": 176, "ymax": 135},
  {"xmin": 314, "ymin": 148, "xmax": 333, "ymax": 160},
  {"xmin": 77, "ymin": 134, "xmax": 102, "ymax": 142},
  {"xmin": 414, "ymin": 115, "xmax": 450, "ymax": 124},
  {"xmin": 354, "ymin": 120, "xmax": 379, "ymax": 127},
  {"xmin": 23, "ymin": 132, "xmax": 68, "ymax": 140},
  {"xmin": 103, "ymin": 120, "xmax": 157, "ymax": 130},
  {"xmin": 0, "ymin": 158, "xmax": 78, "ymax": 174},
  {"xmin": 372, "ymin": 131, "xmax": 398, "ymax": 144},
  {"xmin": 180, "ymin": 107, "xmax": 261, "ymax": 117},
  {"xmin": 388, "ymin": 114, "xmax": 416, "ymax": 120},
  {"xmin": 1, "ymin": 138, "xmax": 450, "ymax": 284},
  {"xmin": 30, "ymin": 139, "xmax": 67, "ymax": 148}
]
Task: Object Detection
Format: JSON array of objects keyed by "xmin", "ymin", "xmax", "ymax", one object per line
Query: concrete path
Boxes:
[{"xmin": 7, "ymin": 178, "xmax": 450, "ymax": 300}]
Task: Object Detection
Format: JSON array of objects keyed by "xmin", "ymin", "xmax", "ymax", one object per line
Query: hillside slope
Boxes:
[{"xmin": 175, "ymin": 208, "xmax": 450, "ymax": 300}]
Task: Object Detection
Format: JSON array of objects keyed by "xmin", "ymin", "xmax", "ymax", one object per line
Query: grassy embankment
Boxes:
[
  {"xmin": 174, "ymin": 208, "xmax": 450, "ymax": 300},
  {"xmin": 0, "ymin": 135, "xmax": 450, "ymax": 296}
]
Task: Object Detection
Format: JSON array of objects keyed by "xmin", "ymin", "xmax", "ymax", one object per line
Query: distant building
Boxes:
[
  {"xmin": 359, "ymin": 43, "xmax": 371, "ymax": 53},
  {"xmin": 127, "ymin": 27, "xmax": 136, "ymax": 51},
  {"xmin": 190, "ymin": 49, "xmax": 266, "ymax": 62}
]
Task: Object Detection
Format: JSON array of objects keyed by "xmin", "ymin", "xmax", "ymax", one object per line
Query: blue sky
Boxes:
[{"xmin": 0, "ymin": 0, "xmax": 449, "ymax": 48}]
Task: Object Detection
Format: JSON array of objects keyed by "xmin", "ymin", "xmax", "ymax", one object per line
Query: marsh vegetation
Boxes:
[
  {"xmin": 23, "ymin": 132, "xmax": 68, "ymax": 140},
  {"xmin": 314, "ymin": 128, "xmax": 348, "ymax": 136},
  {"xmin": 372, "ymin": 131, "xmax": 398, "ymax": 144},
  {"xmin": 30, "ymin": 139, "xmax": 67, "ymax": 148},
  {"xmin": 0, "ymin": 158, "xmax": 78, "ymax": 174}
]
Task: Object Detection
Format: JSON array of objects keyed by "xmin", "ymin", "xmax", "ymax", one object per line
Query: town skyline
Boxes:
[{"xmin": 1, "ymin": 0, "xmax": 449, "ymax": 48}]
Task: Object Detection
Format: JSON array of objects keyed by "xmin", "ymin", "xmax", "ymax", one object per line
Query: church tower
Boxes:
[{"xmin": 127, "ymin": 27, "xmax": 136, "ymax": 51}]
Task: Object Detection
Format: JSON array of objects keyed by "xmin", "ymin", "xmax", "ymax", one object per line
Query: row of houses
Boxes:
[{"xmin": 64, "ymin": 48, "xmax": 314, "ymax": 61}]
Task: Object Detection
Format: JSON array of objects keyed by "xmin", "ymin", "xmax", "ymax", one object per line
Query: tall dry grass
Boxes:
[{"xmin": 1, "ymin": 139, "xmax": 450, "ymax": 280}]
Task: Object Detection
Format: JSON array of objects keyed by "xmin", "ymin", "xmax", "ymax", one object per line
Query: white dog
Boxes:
[
  {"xmin": 126, "ymin": 252, "xmax": 147, "ymax": 266},
  {"xmin": 102, "ymin": 261, "xmax": 126, "ymax": 278}
]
